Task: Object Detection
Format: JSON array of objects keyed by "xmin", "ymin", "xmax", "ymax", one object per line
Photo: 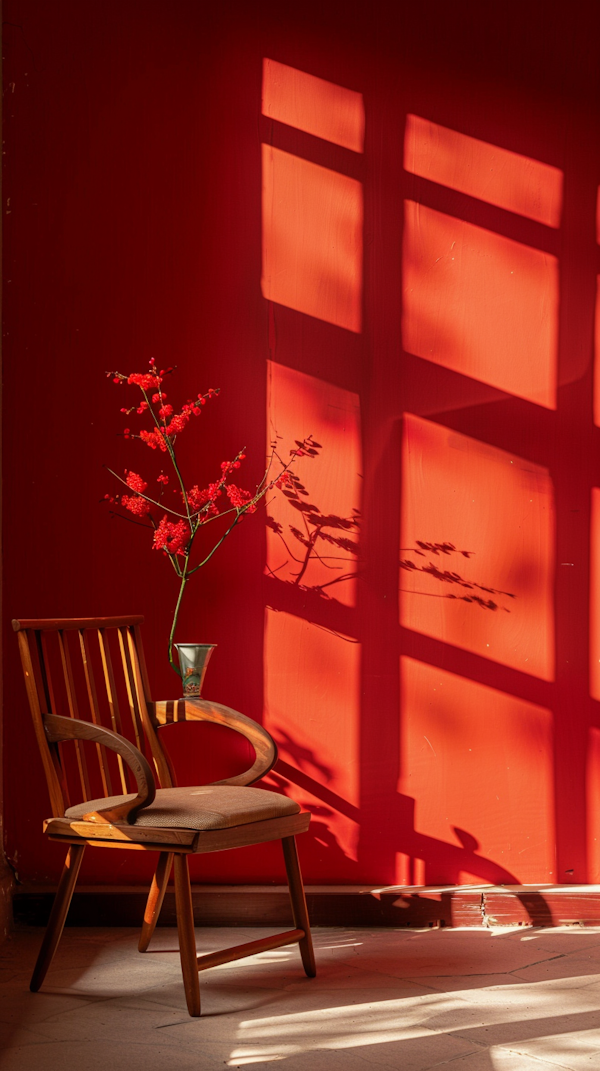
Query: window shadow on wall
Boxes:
[{"xmin": 259, "ymin": 51, "xmax": 599, "ymax": 897}]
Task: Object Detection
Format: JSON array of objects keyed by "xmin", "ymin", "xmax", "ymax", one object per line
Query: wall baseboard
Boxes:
[{"xmin": 12, "ymin": 883, "xmax": 600, "ymax": 929}]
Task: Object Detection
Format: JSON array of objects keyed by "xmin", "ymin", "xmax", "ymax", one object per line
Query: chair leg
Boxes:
[
  {"xmin": 173, "ymin": 854, "xmax": 201, "ymax": 1016},
  {"xmin": 139, "ymin": 851, "xmax": 173, "ymax": 952},
  {"xmin": 281, "ymin": 835, "xmax": 316, "ymax": 977},
  {"xmin": 30, "ymin": 843, "xmax": 86, "ymax": 993}
]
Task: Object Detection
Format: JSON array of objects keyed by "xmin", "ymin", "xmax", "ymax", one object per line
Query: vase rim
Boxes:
[{"xmin": 175, "ymin": 642, "xmax": 217, "ymax": 647}]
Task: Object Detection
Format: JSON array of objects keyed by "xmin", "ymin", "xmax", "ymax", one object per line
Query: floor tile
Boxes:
[
  {"xmin": 4, "ymin": 925, "xmax": 600, "ymax": 1071},
  {"xmin": 444, "ymin": 1049, "xmax": 567, "ymax": 1070}
]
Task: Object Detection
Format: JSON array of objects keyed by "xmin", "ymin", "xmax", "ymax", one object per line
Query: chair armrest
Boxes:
[
  {"xmin": 44, "ymin": 713, "xmax": 156, "ymax": 824},
  {"xmin": 149, "ymin": 699, "xmax": 278, "ymax": 786}
]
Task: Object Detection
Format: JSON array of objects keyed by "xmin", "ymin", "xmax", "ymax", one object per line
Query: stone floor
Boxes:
[{"xmin": 2, "ymin": 925, "xmax": 600, "ymax": 1070}]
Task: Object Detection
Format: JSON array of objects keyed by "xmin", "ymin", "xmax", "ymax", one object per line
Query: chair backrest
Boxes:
[
  {"xmin": 12, "ymin": 616, "xmax": 172, "ymax": 817},
  {"xmin": 14, "ymin": 616, "xmax": 280, "ymax": 820}
]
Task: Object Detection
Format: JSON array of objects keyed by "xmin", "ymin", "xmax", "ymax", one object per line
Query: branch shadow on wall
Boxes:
[
  {"xmin": 262, "ymin": 439, "xmax": 554, "ymax": 919},
  {"xmin": 266, "ymin": 438, "xmax": 360, "ymax": 600}
]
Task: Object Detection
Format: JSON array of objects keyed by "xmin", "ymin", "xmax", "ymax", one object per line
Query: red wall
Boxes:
[{"xmin": 3, "ymin": 0, "xmax": 600, "ymax": 888}]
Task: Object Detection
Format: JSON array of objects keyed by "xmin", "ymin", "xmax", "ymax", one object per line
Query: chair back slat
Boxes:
[
  {"xmin": 126, "ymin": 628, "xmax": 174, "ymax": 788},
  {"xmin": 79, "ymin": 630, "xmax": 113, "ymax": 798},
  {"xmin": 36, "ymin": 633, "xmax": 54, "ymax": 713},
  {"xmin": 13, "ymin": 616, "xmax": 162, "ymax": 817},
  {"xmin": 97, "ymin": 628, "xmax": 130, "ymax": 794},
  {"xmin": 117, "ymin": 628, "xmax": 145, "ymax": 755},
  {"xmin": 133, "ymin": 624, "xmax": 152, "ymax": 703},
  {"xmin": 16, "ymin": 631, "xmax": 67, "ymax": 816},
  {"xmin": 39, "ymin": 633, "xmax": 72, "ymax": 808},
  {"xmin": 57, "ymin": 630, "xmax": 92, "ymax": 802}
]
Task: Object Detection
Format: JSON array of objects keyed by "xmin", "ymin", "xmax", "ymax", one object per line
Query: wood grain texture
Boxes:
[
  {"xmin": 16, "ymin": 632, "xmax": 66, "ymax": 817},
  {"xmin": 79, "ymin": 629, "xmax": 113, "ymax": 798},
  {"xmin": 117, "ymin": 628, "xmax": 144, "ymax": 754},
  {"xmin": 139, "ymin": 851, "xmax": 174, "ymax": 951},
  {"xmin": 174, "ymin": 854, "xmax": 201, "ymax": 1015},
  {"xmin": 282, "ymin": 835, "xmax": 316, "ymax": 976},
  {"xmin": 44, "ymin": 713, "xmax": 156, "ymax": 825},
  {"xmin": 126, "ymin": 630, "xmax": 174, "ymax": 789},
  {"xmin": 46, "ymin": 835, "xmax": 197, "ymax": 852},
  {"xmin": 151, "ymin": 698, "xmax": 277, "ymax": 785},
  {"xmin": 57, "ymin": 631, "xmax": 91, "ymax": 803},
  {"xmin": 196, "ymin": 929, "xmax": 304, "ymax": 971},
  {"xmin": 12, "ymin": 616, "xmax": 145, "ymax": 631},
  {"xmin": 44, "ymin": 817, "xmax": 196, "ymax": 847},
  {"xmin": 44, "ymin": 813, "xmax": 310, "ymax": 851},
  {"xmin": 97, "ymin": 628, "xmax": 130, "ymax": 794},
  {"xmin": 29, "ymin": 844, "xmax": 85, "ymax": 992}
]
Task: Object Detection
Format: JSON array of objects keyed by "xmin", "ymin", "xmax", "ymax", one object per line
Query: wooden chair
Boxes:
[{"xmin": 13, "ymin": 615, "xmax": 315, "ymax": 1015}]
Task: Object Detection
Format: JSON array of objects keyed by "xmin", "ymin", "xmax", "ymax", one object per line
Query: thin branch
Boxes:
[
  {"xmin": 105, "ymin": 465, "xmax": 187, "ymax": 519},
  {"xmin": 107, "ymin": 510, "xmax": 154, "ymax": 530},
  {"xmin": 187, "ymin": 513, "xmax": 243, "ymax": 575}
]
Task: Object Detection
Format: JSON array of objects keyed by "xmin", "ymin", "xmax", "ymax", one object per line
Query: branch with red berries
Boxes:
[{"xmin": 104, "ymin": 359, "xmax": 309, "ymax": 676}]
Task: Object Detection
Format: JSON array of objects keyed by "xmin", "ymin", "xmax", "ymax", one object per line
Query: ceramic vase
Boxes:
[{"xmin": 175, "ymin": 643, "xmax": 216, "ymax": 697}]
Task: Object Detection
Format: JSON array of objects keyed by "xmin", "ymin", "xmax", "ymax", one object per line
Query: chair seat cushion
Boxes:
[{"xmin": 64, "ymin": 785, "xmax": 300, "ymax": 831}]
